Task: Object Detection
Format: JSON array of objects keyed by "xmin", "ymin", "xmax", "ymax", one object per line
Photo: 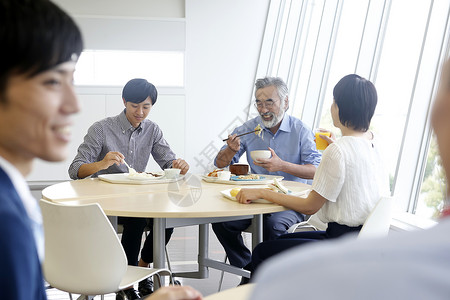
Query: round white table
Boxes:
[{"xmin": 42, "ymin": 174, "xmax": 310, "ymax": 282}]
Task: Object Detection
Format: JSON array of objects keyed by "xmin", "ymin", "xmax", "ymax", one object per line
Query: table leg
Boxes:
[
  {"xmin": 252, "ymin": 214, "xmax": 263, "ymax": 249},
  {"xmin": 197, "ymin": 224, "xmax": 209, "ymax": 278},
  {"xmin": 107, "ymin": 216, "xmax": 118, "ymax": 232},
  {"xmin": 153, "ymin": 218, "xmax": 166, "ymax": 289}
]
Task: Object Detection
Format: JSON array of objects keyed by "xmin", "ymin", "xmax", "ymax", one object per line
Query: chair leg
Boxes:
[
  {"xmin": 165, "ymin": 245, "xmax": 181, "ymax": 286},
  {"xmin": 165, "ymin": 245, "xmax": 172, "ymax": 271},
  {"xmin": 217, "ymin": 254, "xmax": 228, "ymax": 292}
]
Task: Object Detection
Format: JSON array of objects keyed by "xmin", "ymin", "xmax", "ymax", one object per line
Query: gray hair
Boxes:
[{"xmin": 255, "ymin": 77, "xmax": 289, "ymax": 101}]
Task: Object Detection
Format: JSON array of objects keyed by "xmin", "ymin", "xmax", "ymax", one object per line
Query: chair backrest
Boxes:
[
  {"xmin": 358, "ymin": 196, "xmax": 393, "ymax": 239},
  {"xmin": 40, "ymin": 199, "xmax": 128, "ymax": 295}
]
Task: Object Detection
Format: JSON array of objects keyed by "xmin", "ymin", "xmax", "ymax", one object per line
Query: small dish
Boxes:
[
  {"xmin": 229, "ymin": 164, "xmax": 249, "ymax": 175},
  {"xmin": 250, "ymin": 150, "xmax": 271, "ymax": 162}
]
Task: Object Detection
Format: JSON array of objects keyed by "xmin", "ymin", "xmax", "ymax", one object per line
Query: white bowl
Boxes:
[
  {"xmin": 250, "ymin": 150, "xmax": 271, "ymax": 162},
  {"xmin": 164, "ymin": 168, "xmax": 181, "ymax": 179}
]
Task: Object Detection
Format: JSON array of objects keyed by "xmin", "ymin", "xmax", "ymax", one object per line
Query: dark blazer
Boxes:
[{"xmin": 0, "ymin": 167, "xmax": 47, "ymax": 300}]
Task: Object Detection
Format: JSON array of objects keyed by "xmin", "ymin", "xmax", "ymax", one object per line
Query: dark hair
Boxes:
[
  {"xmin": 122, "ymin": 78, "xmax": 158, "ymax": 105},
  {"xmin": 333, "ymin": 74, "xmax": 377, "ymax": 131},
  {"xmin": 0, "ymin": 0, "xmax": 84, "ymax": 101}
]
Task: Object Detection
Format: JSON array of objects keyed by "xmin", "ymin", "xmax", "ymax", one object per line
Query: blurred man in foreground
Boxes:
[{"xmin": 0, "ymin": 1, "xmax": 201, "ymax": 300}]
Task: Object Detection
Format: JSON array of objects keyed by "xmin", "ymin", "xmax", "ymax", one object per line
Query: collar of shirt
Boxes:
[
  {"xmin": 119, "ymin": 109, "xmax": 143, "ymax": 134},
  {"xmin": 260, "ymin": 114, "xmax": 291, "ymax": 137}
]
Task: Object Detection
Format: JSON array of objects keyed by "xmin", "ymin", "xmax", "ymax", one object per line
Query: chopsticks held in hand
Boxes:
[{"xmin": 223, "ymin": 129, "xmax": 259, "ymax": 142}]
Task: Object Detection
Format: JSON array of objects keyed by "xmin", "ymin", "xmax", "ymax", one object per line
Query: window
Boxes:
[
  {"xmin": 255, "ymin": 0, "xmax": 450, "ymax": 218},
  {"xmin": 74, "ymin": 50, "xmax": 184, "ymax": 87},
  {"xmin": 417, "ymin": 135, "xmax": 446, "ymax": 219}
]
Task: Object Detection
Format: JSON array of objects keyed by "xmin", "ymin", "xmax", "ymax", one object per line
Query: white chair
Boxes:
[
  {"xmin": 40, "ymin": 199, "xmax": 173, "ymax": 300},
  {"xmin": 288, "ymin": 196, "xmax": 393, "ymax": 239},
  {"xmin": 358, "ymin": 196, "xmax": 393, "ymax": 239},
  {"xmin": 287, "ymin": 214, "xmax": 327, "ymax": 233}
]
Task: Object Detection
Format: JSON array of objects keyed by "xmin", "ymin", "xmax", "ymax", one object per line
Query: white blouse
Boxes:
[{"xmin": 312, "ymin": 136, "xmax": 390, "ymax": 227}]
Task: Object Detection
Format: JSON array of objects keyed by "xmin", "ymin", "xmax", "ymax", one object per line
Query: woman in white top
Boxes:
[{"xmin": 236, "ymin": 74, "xmax": 390, "ymax": 277}]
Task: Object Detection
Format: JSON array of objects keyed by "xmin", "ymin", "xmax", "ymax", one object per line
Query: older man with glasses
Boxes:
[{"xmin": 213, "ymin": 76, "xmax": 321, "ymax": 279}]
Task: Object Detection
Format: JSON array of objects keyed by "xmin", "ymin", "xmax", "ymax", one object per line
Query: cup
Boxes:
[
  {"xmin": 315, "ymin": 130, "xmax": 331, "ymax": 150},
  {"xmin": 217, "ymin": 170, "xmax": 231, "ymax": 181},
  {"xmin": 164, "ymin": 168, "xmax": 181, "ymax": 179}
]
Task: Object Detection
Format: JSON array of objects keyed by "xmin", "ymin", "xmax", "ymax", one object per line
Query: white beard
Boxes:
[{"xmin": 260, "ymin": 109, "xmax": 285, "ymax": 129}]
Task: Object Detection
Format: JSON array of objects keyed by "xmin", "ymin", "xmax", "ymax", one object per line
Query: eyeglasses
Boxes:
[{"xmin": 254, "ymin": 99, "xmax": 279, "ymax": 109}]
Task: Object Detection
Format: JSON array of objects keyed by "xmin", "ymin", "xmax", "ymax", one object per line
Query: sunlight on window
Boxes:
[
  {"xmin": 74, "ymin": 50, "xmax": 184, "ymax": 87},
  {"xmin": 417, "ymin": 135, "xmax": 446, "ymax": 220}
]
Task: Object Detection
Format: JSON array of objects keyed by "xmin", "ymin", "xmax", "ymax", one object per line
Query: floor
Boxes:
[{"xmin": 46, "ymin": 225, "xmax": 250, "ymax": 299}]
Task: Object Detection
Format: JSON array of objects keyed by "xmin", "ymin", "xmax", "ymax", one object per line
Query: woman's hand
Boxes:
[
  {"xmin": 236, "ymin": 188, "xmax": 268, "ymax": 204},
  {"xmin": 317, "ymin": 128, "xmax": 336, "ymax": 145}
]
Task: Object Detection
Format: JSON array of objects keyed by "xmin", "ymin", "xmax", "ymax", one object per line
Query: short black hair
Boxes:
[
  {"xmin": 0, "ymin": 0, "xmax": 83, "ymax": 101},
  {"xmin": 333, "ymin": 74, "xmax": 377, "ymax": 131},
  {"xmin": 122, "ymin": 78, "xmax": 158, "ymax": 105}
]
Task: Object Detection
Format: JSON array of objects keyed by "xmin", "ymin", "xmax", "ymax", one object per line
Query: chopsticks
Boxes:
[{"xmin": 222, "ymin": 129, "xmax": 259, "ymax": 141}]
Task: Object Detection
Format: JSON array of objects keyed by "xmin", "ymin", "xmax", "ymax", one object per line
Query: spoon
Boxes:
[{"xmin": 123, "ymin": 160, "xmax": 137, "ymax": 174}]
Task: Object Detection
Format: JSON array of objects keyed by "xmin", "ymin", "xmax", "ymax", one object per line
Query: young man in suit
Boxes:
[{"xmin": 0, "ymin": 1, "xmax": 201, "ymax": 300}]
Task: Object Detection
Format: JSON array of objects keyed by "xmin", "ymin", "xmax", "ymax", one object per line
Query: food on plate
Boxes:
[
  {"xmin": 127, "ymin": 172, "xmax": 157, "ymax": 179},
  {"xmin": 207, "ymin": 169, "xmax": 224, "ymax": 177},
  {"xmin": 230, "ymin": 187, "xmax": 241, "ymax": 197},
  {"xmin": 255, "ymin": 124, "xmax": 263, "ymax": 140},
  {"xmin": 235, "ymin": 174, "xmax": 261, "ymax": 180},
  {"xmin": 146, "ymin": 172, "xmax": 163, "ymax": 177}
]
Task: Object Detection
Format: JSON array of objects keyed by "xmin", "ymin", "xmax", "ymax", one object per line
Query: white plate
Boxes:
[
  {"xmin": 220, "ymin": 188, "xmax": 272, "ymax": 204},
  {"xmin": 98, "ymin": 173, "xmax": 183, "ymax": 185},
  {"xmin": 221, "ymin": 187, "xmax": 311, "ymax": 204},
  {"xmin": 202, "ymin": 174, "xmax": 284, "ymax": 185}
]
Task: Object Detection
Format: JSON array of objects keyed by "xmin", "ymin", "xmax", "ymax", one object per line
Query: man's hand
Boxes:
[
  {"xmin": 226, "ymin": 134, "xmax": 240, "ymax": 152},
  {"xmin": 173, "ymin": 158, "xmax": 190, "ymax": 175},
  {"xmin": 253, "ymin": 147, "xmax": 284, "ymax": 172},
  {"xmin": 101, "ymin": 151, "xmax": 125, "ymax": 170}
]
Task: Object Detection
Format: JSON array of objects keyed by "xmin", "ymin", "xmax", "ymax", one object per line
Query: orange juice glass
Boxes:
[{"xmin": 315, "ymin": 131, "xmax": 331, "ymax": 150}]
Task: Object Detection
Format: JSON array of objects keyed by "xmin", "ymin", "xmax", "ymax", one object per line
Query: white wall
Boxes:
[
  {"xmin": 28, "ymin": 0, "xmax": 269, "ymax": 183},
  {"xmin": 185, "ymin": 0, "xmax": 270, "ymax": 173}
]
